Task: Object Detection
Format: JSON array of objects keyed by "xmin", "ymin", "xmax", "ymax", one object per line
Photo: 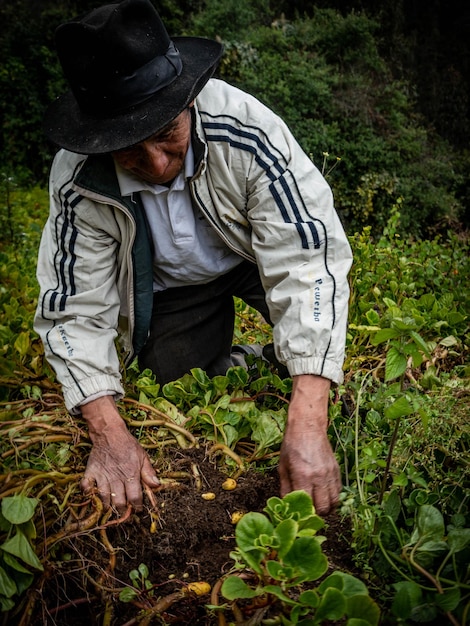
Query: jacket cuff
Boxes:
[
  {"xmin": 62, "ymin": 374, "xmax": 124, "ymax": 413},
  {"xmin": 286, "ymin": 357, "xmax": 344, "ymax": 385}
]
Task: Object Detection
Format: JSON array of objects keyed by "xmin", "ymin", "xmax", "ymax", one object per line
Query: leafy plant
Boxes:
[
  {"xmin": 129, "ymin": 362, "xmax": 291, "ymax": 464},
  {"xmin": 221, "ymin": 490, "xmax": 380, "ymax": 625},
  {"xmin": 378, "ymin": 504, "xmax": 470, "ymax": 624},
  {"xmin": 0, "ymin": 495, "xmax": 43, "ymax": 612},
  {"xmin": 119, "ymin": 563, "xmax": 154, "ymax": 603}
]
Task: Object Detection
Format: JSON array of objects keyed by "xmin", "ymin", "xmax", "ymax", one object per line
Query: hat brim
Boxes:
[{"xmin": 43, "ymin": 37, "xmax": 223, "ymax": 154}]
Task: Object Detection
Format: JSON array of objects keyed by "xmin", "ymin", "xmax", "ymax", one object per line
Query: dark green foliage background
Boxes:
[{"xmin": 0, "ymin": 0, "xmax": 469, "ymax": 234}]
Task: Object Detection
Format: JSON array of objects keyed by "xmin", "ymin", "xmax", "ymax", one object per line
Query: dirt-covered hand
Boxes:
[
  {"xmin": 79, "ymin": 396, "xmax": 160, "ymax": 513},
  {"xmin": 278, "ymin": 375, "xmax": 341, "ymax": 516}
]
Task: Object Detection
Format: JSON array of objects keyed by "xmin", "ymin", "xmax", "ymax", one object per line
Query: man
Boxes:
[{"xmin": 35, "ymin": 0, "xmax": 353, "ymax": 517}]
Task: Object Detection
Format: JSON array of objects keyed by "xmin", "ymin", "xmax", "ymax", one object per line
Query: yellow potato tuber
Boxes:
[
  {"xmin": 201, "ymin": 492, "xmax": 216, "ymax": 500},
  {"xmin": 185, "ymin": 581, "xmax": 211, "ymax": 596},
  {"xmin": 222, "ymin": 478, "xmax": 237, "ymax": 491},
  {"xmin": 231, "ymin": 511, "xmax": 245, "ymax": 524}
]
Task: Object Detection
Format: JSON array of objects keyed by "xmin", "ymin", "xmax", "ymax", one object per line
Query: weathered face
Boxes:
[{"xmin": 112, "ymin": 107, "xmax": 192, "ymax": 185}]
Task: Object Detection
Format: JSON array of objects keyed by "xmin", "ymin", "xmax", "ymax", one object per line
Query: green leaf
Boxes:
[
  {"xmin": 1, "ymin": 496, "xmax": 39, "ymax": 525},
  {"xmin": 392, "ymin": 318, "xmax": 417, "ymax": 331},
  {"xmin": 385, "ymin": 346, "xmax": 407, "ymax": 381},
  {"xmin": 319, "ymin": 572, "xmax": 369, "ymax": 597},
  {"xmin": 371, "ymin": 327, "xmax": 400, "ymax": 346},
  {"xmin": 119, "ymin": 587, "xmax": 139, "ymax": 603},
  {"xmin": 315, "ymin": 587, "xmax": 346, "ymax": 621},
  {"xmin": 392, "ymin": 472, "xmax": 408, "ymax": 487},
  {"xmin": 1, "ymin": 530, "xmax": 43, "ymax": 571},
  {"xmin": 416, "ymin": 505, "xmax": 445, "ymax": 542},
  {"xmin": 447, "ymin": 311, "xmax": 465, "ymax": 325},
  {"xmin": 214, "ymin": 394, "xmax": 232, "ymax": 411},
  {"xmin": 0, "ymin": 510, "xmax": 11, "ymax": 533},
  {"xmin": 2, "ymin": 552, "xmax": 33, "ymax": 575},
  {"xmin": 226, "ymin": 366, "xmax": 249, "ymax": 387},
  {"xmin": 410, "ymin": 602, "xmax": 437, "ymax": 622},
  {"xmin": 298, "ymin": 589, "xmax": 319, "ymax": 608},
  {"xmin": 448, "ymin": 528, "xmax": 470, "ymax": 555},
  {"xmin": 0, "ymin": 565, "xmax": 17, "ymax": 598},
  {"xmin": 235, "ymin": 513, "xmax": 273, "ymax": 574},
  {"xmin": 434, "ymin": 587, "xmax": 461, "ymax": 611},
  {"xmin": 410, "ymin": 331, "xmax": 431, "ymax": 357},
  {"xmin": 250, "ymin": 411, "xmax": 284, "ymax": 452},
  {"xmin": 283, "ymin": 537, "xmax": 328, "ymax": 583},
  {"xmin": 265, "ymin": 560, "xmax": 290, "ymax": 581},
  {"xmin": 266, "ymin": 490, "xmax": 316, "ymax": 523},
  {"xmin": 392, "ymin": 581, "xmax": 422, "ymax": 619},
  {"xmin": 384, "ymin": 396, "xmax": 414, "ymax": 420},
  {"xmin": 14, "ymin": 331, "xmax": 30, "ymax": 358},
  {"xmin": 2, "ymin": 553, "xmax": 34, "ymax": 595},
  {"xmin": 211, "ymin": 374, "xmax": 229, "ymax": 394},
  {"xmin": 275, "ymin": 519, "xmax": 297, "ymax": 559},
  {"xmin": 221, "ymin": 576, "xmax": 261, "ymax": 600},
  {"xmin": 19, "ymin": 519, "xmax": 37, "ymax": 541},
  {"xmin": 365, "ymin": 309, "xmax": 380, "ymax": 325},
  {"xmin": 0, "ymin": 597, "xmax": 15, "ymax": 612},
  {"xmin": 236, "ymin": 512, "xmax": 274, "ymax": 550},
  {"xmin": 383, "ymin": 490, "xmax": 401, "ymax": 522},
  {"xmin": 190, "ymin": 368, "xmax": 211, "ymax": 387},
  {"xmin": 346, "ymin": 595, "xmax": 380, "ymax": 625},
  {"xmin": 129, "ymin": 569, "xmax": 139, "ymax": 582},
  {"xmin": 407, "ymin": 342, "xmax": 424, "ymax": 368},
  {"xmin": 262, "ymin": 584, "xmax": 297, "ymax": 605},
  {"xmin": 138, "ymin": 563, "xmax": 149, "ymax": 579},
  {"xmin": 416, "ymin": 540, "xmax": 448, "ymax": 559},
  {"xmin": 440, "ymin": 335, "xmax": 458, "ymax": 347}
]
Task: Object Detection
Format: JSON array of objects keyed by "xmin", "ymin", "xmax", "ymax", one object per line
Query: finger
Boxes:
[
  {"xmin": 110, "ymin": 481, "xmax": 127, "ymax": 515},
  {"xmin": 80, "ymin": 474, "xmax": 96, "ymax": 495},
  {"xmin": 313, "ymin": 477, "xmax": 341, "ymax": 516},
  {"xmin": 277, "ymin": 454, "xmax": 292, "ymax": 498},
  {"xmin": 82, "ymin": 470, "xmax": 113, "ymax": 510},
  {"xmin": 141, "ymin": 456, "xmax": 160, "ymax": 488},
  {"xmin": 97, "ymin": 487, "xmax": 112, "ymax": 510},
  {"xmin": 328, "ymin": 475, "xmax": 342, "ymax": 511},
  {"xmin": 312, "ymin": 486, "xmax": 331, "ymax": 516},
  {"xmin": 124, "ymin": 476, "xmax": 144, "ymax": 512}
]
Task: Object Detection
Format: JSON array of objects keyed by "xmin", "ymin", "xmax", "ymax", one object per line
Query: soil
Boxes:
[{"xmin": 12, "ymin": 446, "xmax": 357, "ymax": 626}]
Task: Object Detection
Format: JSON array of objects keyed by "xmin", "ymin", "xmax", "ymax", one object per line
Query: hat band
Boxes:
[{"xmin": 77, "ymin": 41, "xmax": 183, "ymax": 116}]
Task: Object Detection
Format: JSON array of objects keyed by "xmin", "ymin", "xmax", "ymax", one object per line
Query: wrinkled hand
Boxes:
[
  {"xmin": 278, "ymin": 375, "xmax": 341, "ymax": 516},
  {"xmin": 80, "ymin": 396, "xmax": 160, "ymax": 514}
]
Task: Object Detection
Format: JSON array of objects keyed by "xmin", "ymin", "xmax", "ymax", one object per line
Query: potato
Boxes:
[
  {"xmin": 222, "ymin": 478, "xmax": 237, "ymax": 491},
  {"xmin": 185, "ymin": 581, "xmax": 211, "ymax": 596},
  {"xmin": 201, "ymin": 492, "xmax": 216, "ymax": 500}
]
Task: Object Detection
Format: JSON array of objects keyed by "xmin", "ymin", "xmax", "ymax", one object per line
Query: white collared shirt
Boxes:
[{"xmin": 114, "ymin": 143, "xmax": 242, "ymax": 291}]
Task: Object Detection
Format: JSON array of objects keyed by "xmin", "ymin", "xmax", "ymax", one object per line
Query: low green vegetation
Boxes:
[
  {"xmin": 0, "ymin": 180, "xmax": 468, "ymax": 624},
  {"xmin": 221, "ymin": 490, "xmax": 380, "ymax": 625},
  {"xmin": 0, "ymin": 495, "xmax": 43, "ymax": 613}
]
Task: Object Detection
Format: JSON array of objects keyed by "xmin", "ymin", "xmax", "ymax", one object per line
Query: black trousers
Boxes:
[{"xmin": 138, "ymin": 261, "xmax": 272, "ymax": 385}]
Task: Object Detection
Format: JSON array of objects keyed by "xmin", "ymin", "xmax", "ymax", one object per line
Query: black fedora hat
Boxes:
[{"xmin": 43, "ymin": 0, "xmax": 223, "ymax": 154}]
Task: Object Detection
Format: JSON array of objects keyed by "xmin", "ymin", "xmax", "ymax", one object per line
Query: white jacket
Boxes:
[{"xmin": 35, "ymin": 79, "xmax": 353, "ymax": 411}]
